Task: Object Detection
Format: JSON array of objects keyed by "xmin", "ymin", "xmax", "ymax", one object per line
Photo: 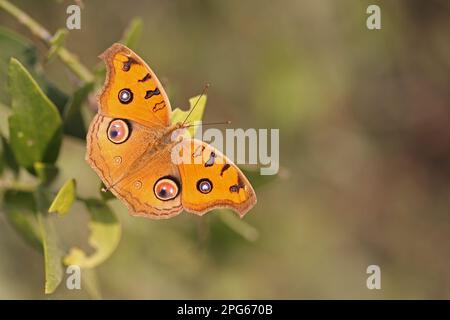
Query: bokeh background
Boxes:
[{"xmin": 1, "ymin": 0, "xmax": 450, "ymax": 299}]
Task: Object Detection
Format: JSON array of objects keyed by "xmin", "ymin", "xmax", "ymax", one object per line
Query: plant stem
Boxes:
[
  {"xmin": 0, "ymin": 0, "xmax": 94, "ymax": 83},
  {"xmin": 0, "ymin": 179, "xmax": 36, "ymax": 192},
  {"xmin": 0, "ymin": 0, "xmax": 51, "ymax": 40},
  {"xmin": 57, "ymin": 47, "xmax": 94, "ymax": 83}
]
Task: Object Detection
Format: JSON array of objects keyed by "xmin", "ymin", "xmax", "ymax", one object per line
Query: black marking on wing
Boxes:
[
  {"xmin": 138, "ymin": 73, "xmax": 152, "ymax": 82},
  {"xmin": 145, "ymin": 88, "xmax": 161, "ymax": 99},
  {"xmin": 152, "ymin": 101, "xmax": 166, "ymax": 112},
  {"xmin": 205, "ymin": 152, "xmax": 216, "ymax": 167},
  {"xmin": 220, "ymin": 163, "xmax": 231, "ymax": 176},
  {"xmin": 122, "ymin": 57, "xmax": 138, "ymax": 72},
  {"xmin": 229, "ymin": 175, "xmax": 245, "ymax": 193}
]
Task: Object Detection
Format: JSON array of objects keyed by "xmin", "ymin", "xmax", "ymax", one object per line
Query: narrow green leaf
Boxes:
[
  {"xmin": 3, "ymin": 189, "xmax": 42, "ymax": 252},
  {"xmin": 8, "ymin": 58, "xmax": 63, "ymax": 171},
  {"xmin": 48, "ymin": 179, "xmax": 76, "ymax": 215},
  {"xmin": 217, "ymin": 210, "xmax": 259, "ymax": 242},
  {"xmin": 35, "ymin": 188, "xmax": 64, "ymax": 294},
  {"xmin": 120, "ymin": 17, "xmax": 143, "ymax": 49},
  {"xmin": 48, "ymin": 29, "xmax": 68, "ymax": 61},
  {"xmin": 63, "ymin": 82, "xmax": 94, "ymax": 138},
  {"xmin": 64, "ymin": 199, "xmax": 121, "ymax": 269},
  {"xmin": 37, "ymin": 213, "xmax": 64, "ymax": 294},
  {"xmin": 171, "ymin": 95, "xmax": 207, "ymax": 136}
]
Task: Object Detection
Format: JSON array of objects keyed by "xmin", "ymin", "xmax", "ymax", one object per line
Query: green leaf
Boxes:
[
  {"xmin": 37, "ymin": 213, "xmax": 64, "ymax": 294},
  {"xmin": 171, "ymin": 94, "xmax": 207, "ymax": 136},
  {"xmin": 48, "ymin": 29, "xmax": 68, "ymax": 61},
  {"xmin": 8, "ymin": 58, "xmax": 63, "ymax": 172},
  {"xmin": 0, "ymin": 102, "xmax": 11, "ymax": 137},
  {"xmin": 40, "ymin": 81, "xmax": 69, "ymax": 115},
  {"xmin": 63, "ymin": 82, "xmax": 94, "ymax": 138},
  {"xmin": 0, "ymin": 136, "xmax": 4, "ymax": 175},
  {"xmin": 35, "ymin": 188, "xmax": 64, "ymax": 294},
  {"xmin": 1, "ymin": 136, "xmax": 19, "ymax": 175},
  {"xmin": 0, "ymin": 104, "xmax": 18, "ymax": 175},
  {"xmin": 0, "ymin": 27, "xmax": 68, "ymax": 111},
  {"xmin": 34, "ymin": 162, "xmax": 59, "ymax": 185},
  {"xmin": 120, "ymin": 17, "xmax": 143, "ymax": 49},
  {"xmin": 64, "ymin": 199, "xmax": 121, "ymax": 269},
  {"xmin": 0, "ymin": 27, "xmax": 37, "ymax": 105},
  {"xmin": 3, "ymin": 190, "xmax": 42, "ymax": 252},
  {"xmin": 48, "ymin": 179, "xmax": 76, "ymax": 215}
]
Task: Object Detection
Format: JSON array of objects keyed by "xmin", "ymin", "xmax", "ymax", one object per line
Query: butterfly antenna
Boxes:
[
  {"xmin": 184, "ymin": 121, "xmax": 231, "ymax": 128},
  {"xmin": 181, "ymin": 83, "xmax": 210, "ymax": 126}
]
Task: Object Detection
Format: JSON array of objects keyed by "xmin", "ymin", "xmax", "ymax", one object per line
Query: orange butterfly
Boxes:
[{"xmin": 86, "ymin": 43, "xmax": 256, "ymax": 219}]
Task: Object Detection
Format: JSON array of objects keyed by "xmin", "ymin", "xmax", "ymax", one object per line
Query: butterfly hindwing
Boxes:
[
  {"xmin": 86, "ymin": 114, "xmax": 159, "ymax": 186},
  {"xmin": 109, "ymin": 149, "xmax": 183, "ymax": 219},
  {"xmin": 86, "ymin": 114, "xmax": 183, "ymax": 218},
  {"xmin": 176, "ymin": 139, "xmax": 257, "ymax": 217}
]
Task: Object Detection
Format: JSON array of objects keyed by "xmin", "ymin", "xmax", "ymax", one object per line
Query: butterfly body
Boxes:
[{"xmin": 86, "ymin": 43, "xmax": 256, "ymax": 219}]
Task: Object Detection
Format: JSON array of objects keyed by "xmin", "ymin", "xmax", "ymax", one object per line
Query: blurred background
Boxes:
[{"xmin": 0, "ymin": 0, "xmax": 450, "ymax": 299}]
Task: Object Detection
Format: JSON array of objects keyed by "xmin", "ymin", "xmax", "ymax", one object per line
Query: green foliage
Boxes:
[
  {"xmin": 1, "ymin": 136, "xmax": 19, "ymax": 175},
  {"xmin": 121, "ymin": 17, "xmax": 143, "ymax": 49},
  {"xmin": 4, "ymin": 188, "xmax": 65, "ymax": 294},
  {"xmin": 3, "ymin": 190, "xmax": 42, "ymax": 252},
  {"xmin": 0, "ymin": 1, "xmax": 276, "ymax": 298},
  {"xmin": 0, "ymin": 27, "xmax": 68, "ymax": 111},
  {"xmin": 37, "ymin": 207, "xmax": 64, "ymax": 294},
  {"xmin": 64, "ymin": 199, "xmax": 121, "ymax": 269},
  {"xmin": 0, "ymin": 139, "xmax": 4, "ymax": 175},
  {"xmin": 63, "ymin": 82, "xmax": 94, "ymax": 139},
  {"xmin": 48, "ymin": 28, "xmax": 68, "ymax": 61},
  {"xmin": 217, "ymin": 210, "xmax": 259, "ymax": 242},
  {"xmin": 0, "ymin": 6, "xmax": 123, "ymax": 294},
  {"xmin": 171, "ymin": 94, "xmax": 207, "ymax": 136},
  {"xmin": 48, "ymin": 179, "xmax": 76, "ymax": 215},
  {"xmin": 8, "ymin": 58, "xmax": 62, "ymax": 172},
  {"xmin": 36, "ymin": 187, "xmax": 66, "ymax": 294},
  {"xmin": 0, "ymin": 27, "xmax": 37, "ymax": 105},
  {"xmin": 34, "ymin": 162, "xmax": 59, "ymax": 185}
]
